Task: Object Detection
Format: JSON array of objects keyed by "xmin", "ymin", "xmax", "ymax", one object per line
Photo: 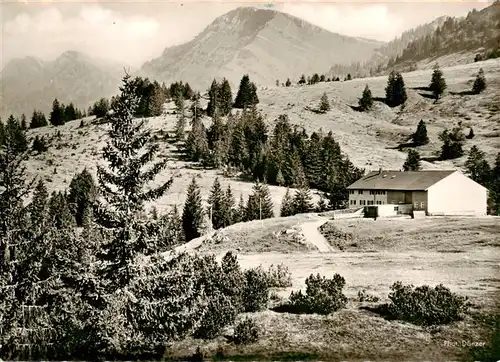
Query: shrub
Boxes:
[
  {"xmin": 195, "ymin": 293, "xmax": 237, "ymax": 339},
  {"xmin": 265, "ymin": 264, "xmax": 292, "ymax": 288},
  {"xmin": 233, "ymin": 318, "xmax": 259, "ymax": 345},
  {"xmin": 288, "ymin": 273, "xmax": 347, "ymax": 315},
  {"xmin": 388, "ymin": 281, "xmax": 469, "ymax": 326},
  {"xmin": 32, "ymin": 135, "xmax": 48, "ymax": 153},
  {"xmin": 242, "ymin": 267, "xmax": 270, "ymax": 312}
]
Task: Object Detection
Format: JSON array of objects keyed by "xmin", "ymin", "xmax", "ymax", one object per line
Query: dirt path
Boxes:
[{"xmin": 299, "ymin": 216, "xmax": 334, "ymax": 252}]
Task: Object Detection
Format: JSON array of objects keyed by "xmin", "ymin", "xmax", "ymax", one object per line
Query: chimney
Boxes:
[{"xmin": 378, "ymin": 168, "xmax": 382, "ymax": 175}]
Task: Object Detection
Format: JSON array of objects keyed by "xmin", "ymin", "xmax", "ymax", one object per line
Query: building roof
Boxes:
[{"xmin": 347, "ymin": 170, "xmax": 456, "ymax": 191}]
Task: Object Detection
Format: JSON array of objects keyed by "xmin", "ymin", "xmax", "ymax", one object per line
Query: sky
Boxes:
[{"xmin": 1, "ymin": 0, "xmax": 493, "ymax": 70}]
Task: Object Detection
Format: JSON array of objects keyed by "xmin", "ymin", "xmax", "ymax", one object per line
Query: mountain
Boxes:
[
  {"xmin": 389, "ymin": 2, "xmax": 500, "ymax": 69},
  {"xmin": 0, "ymin": 51, "xmax": 124, "ymax": 119},
  {"xmin": 328, "ymin": 2, "xmax": 500, "ymax": 78},
  {"xmin": 140, "ymin": 7, "xmax": 384, "ymax": 91}
]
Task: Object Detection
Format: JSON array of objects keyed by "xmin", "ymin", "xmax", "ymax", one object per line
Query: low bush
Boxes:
[
  {"xmin": 242, "ymin": 267, "xmax": 270, "ymax": 312},
  {"xmin": 233, "ymin": 318, "xmax": 259, "ymax": 345},
  {"xmin": 288, "ymin": 273, "xmax": 347, "ymax": 315},
  {"xmin": 195, "ymin": 293, "xmax": 237, "ymax": 339},
  {"xmin": 388, "ymin": 281, "xmax": 469, "ymax": 326}
]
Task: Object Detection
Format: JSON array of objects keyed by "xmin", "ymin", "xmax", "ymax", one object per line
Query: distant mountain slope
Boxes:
[
  {"xmin": 0, "ymin": 51, "xmax": 123, "ymax": 119},
  {"xmin": 328, "ymin": 16, "xmax": 449, "ymax": 78},
  {"xmin": 389, "ymin": 2, "xmax": 500, "ymax": 69},
  {"xmin": 140, "ymin": 7, "xmax": 384, "ymax": 91}
]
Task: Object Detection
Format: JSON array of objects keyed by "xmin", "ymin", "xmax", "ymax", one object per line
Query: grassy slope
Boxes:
[{"xmin": 164, "ymin": 216, "xmax": 500, "ymax": 360}]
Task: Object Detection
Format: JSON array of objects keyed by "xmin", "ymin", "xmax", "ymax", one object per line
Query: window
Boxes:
[
  {"xmin": 421, "ymin": 202, "xmax": 426, "ymax": 209},
  {"xmin": 349, "ymin": 190, "xmax": 354, "ymax": 195},
  {"xmin": 367, "ymin": 200, "xmax": 374, "ymax": 205},
  {"xmin": 394, "ymin": 206, "xmax": 399, "ymax": 212},
  {"xmin": 360, "ymin": 200, "xmax": 366, "ymax": 205},
  {"xmin": 370, "ymin": 190, "xmax": 375, "ymax": 195},
  {"xmin": 358, "ymin": 190, "xmax": 363, "ymax": 195}
]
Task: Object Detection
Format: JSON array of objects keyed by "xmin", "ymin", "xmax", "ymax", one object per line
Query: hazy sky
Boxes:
[{"xmin": 1, "ymin": 0, "xmax": 493, "ymax": 69}]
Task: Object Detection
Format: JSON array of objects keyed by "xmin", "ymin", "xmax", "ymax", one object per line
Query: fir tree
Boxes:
[
  {"xmin": 466, "ymin": 127, "xmax": 475, "ymax": 139},
  {"xmin": 30, "ymin": 110, "xmax": 48, "ymax": 128},
  {"xmin": 385, "ymin": 71, "xmax": 407, "ymax": 107},
  {"xmin": 182, "ymin": 176, "xmax": 204, "ymax": 241},
  {"xmin": 346, "ymin": 73, "xmax": 352, "ymax": 81},
  {"xmin": 403, "ymin": 149, "xmax": 422, "ymax": 171},
  {"xmin": 358, "ymin": 85, "xmax": 374, "ymax": 111},
  {"xmin": 148, "ymin": 82, "xmax": 166, "ymax": 116},
  {"xmin": 32, "ymin": 135, "xmax": 48, "ymax": 153},
  {"xmin": 190, "ymin": 91, "xmax": 202, "ymax": 124},
  {"xmin": 0, "ymin": 118, "xmax": 5, "ymax": 147},
  {"xmin": 293, "ymin": 186, "xmax": 313, "ymax": 214},
  {"xmin": 234, "ymin": 193, "xmax": 246, "ymax": 223},
  {"xmin": 223, "ymin": 185, "xmax": 235, "ymax": 227},
  {"xmin": 68, "ymin": 168, "xmax": 97, "ymax": 227},
  {"xmin": 412, "ymin": 120, "xmax": 429, "ymax": 146},
  {"xmin": 50, "ymin": 98, "xmax": 65, "ymax": 126},
  {"xmin": 20, "ymin": 114, "xmax": 27, "ymax": 130},
  {"xmin": 219, "ymin": 78, "xmax": 233, "ymax": 116},
  {"xmin": 319, "ymin": 92, "xmax": 330, "ymax": 113},
  {"xmin": 439, "ymin": 129, "xmax": 464, "ymax": 160},
  {"xmin": 48, "ymin": 191, "xmax": 76, "ymax": 229},
  {"xmin": 207, "ymin": 177, "xmax": 227, "ymax": 230},
  {"xmin": 206, "ymin": 79, "xmax": 219, "ymax": 117},
  {"xmin": 91, "ymin": 98, "xmax": 110, "ymax": 118},
  {"xmin": 280, "ymin": 188, "xmax": 294, "ymax": 217},
  {"xmin": 276, "ymin": 168, "xmax": 285, "ymax": 186},
  {"xmin": 95, "ymin": 72, "xmax": 172, "ymax": 291},
  {"xmin": 316, "ymin": 197, "xmax": 328, "ymax": 212},
  {"xmin": 246, "ymin": 182, "xmax": 274, "ymax": 221},
  {"xmin": 465, "ymin": 146, "xmax": 491, "ymax": 186},
  {"xmin": 472, "ymin": 68, "xmax": 487, "ymax": 94},
  {"xmin": 298, "ymin": 74, "xmax": 306, "ymax": 85},
  {"xmin": 429, "ymin": 63, "xmax": 447, "ymax": 100},
  {"xmin": 234, "ymin": 75, "xmax": 259, "ymax": 109},
  {"xmin": 64, "ymin": 102, "xmax": 78, "ymax": 121},
  {"xmin": 186, "ymin": 117, "xmax": 209, "ymax": 162},
  {"xmin": 6, "ymin": 115, "xmax": 28, "ymax": 153},
  {"xmin": 174, "ymin": 95, "xmax": 187, "ymax": 141},
  {"xmin": 490, "ymin": 153, "xmax": 500, "ymax": 215},
  {"xmin": 29, "ymin": 179, "xmax": 49, "ymax": 234},
  {"xmin": 285, "ymin": 78, "xmax": 291, "ymax": 87}
]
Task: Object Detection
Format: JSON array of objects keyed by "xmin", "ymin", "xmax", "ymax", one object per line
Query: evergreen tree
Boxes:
[
  {"xmin": 358, "ymin": 85, "xmax": 374, "ymax": 111},
  {"xmin": 6, "ymin": 115, "xmax": 28, "ymax": 153},
  {"xmin": 158, "ymin": 204, "xmax": 185, "ymax": 246},
  {"xmin": 30, "ymin": 109, "xmax": 48, "ymax": 128},
  {"xmin": 183, "ymin": 82, "xmax": 194, "ymax": 100},
  {"xmin": 50, "ymin": 98, "xmax": 65, "ymax": 126},
  {"xmin": 182, "ymin": 176, "xmax": 204, "ymax": 241},
  {"xmin": 206, "ymin": 79, "xmax": 219, "ymax": 117},
  {"xmin": 316, "ymin": 197, "xmax": 328, "ymax": 212},
  {"xmin": 385, "ymin": 71, "xmax": 407, "ymax": 107},
  {"xmin": 0, "ymin": 118, "xmax": 5, "ymax": 147},
  {"xmin": 174, "ymin": 94, "xmax": 187, "ymax": 141},
  {"xmin": 148, "ymin": 82, "xmax": 166, "ymax": 116},
  {"xmin": 276, "ymin": 168, "xmax": 285, "ymax": 186},
  {"xmin": 465, "ymin": 146, "xmax": 491, "ymax": 186},
  {"xmin": 190, "ymin": 91, "xmax": 202, "ymax": 124},
  {"xmin": 466, "ymin": 127, "xmax": 475, "ymax": 139},
  {"xmin": 319, "ymin": 92, "xmax": 330, "ymax": 113},
  {"xmin": 219, "ymin": 78, "xmax": 233, "ymax": 117},
  {"xmin": 91, "ymin": 98, "xmax": 110, "ymax": 118},
  {"xmin": 293, "ymin": 186, "xmax": 313, "ymax": 214},
  {"xmin": 29, "ymin": 179, "xmax": 49, "ymax": 234},
  {"xmin": 223, "ymin": 185, "xmax": 235, "ymax": 227},
  {"xmin": 20, "ymin": 114, "xmax": 27, "ymax": 130},
  {"xmin": 64, "ymin": 103, "xmax": 78, "ymax": 121},
  {"xmin": 298, "ymin": 74, "xmax": 306, "ymax": 85},
  {"xmin": 403, "ymin": 149, "xmax": 422, "ymax": 171},
  {"xmin": 311, "ymin": 73, "xmax": 320, "ymax": 84},
  {"xmin": 235, "ymin": 194, "xmax": 246, "ymax": 223},
  {"xmin": 246, "ymin": 182, "xmax": 274, "ymax": 221},
  {"xmin": 234, "ymin": 75, "xmax": 259, "ymax": 109},
  {"xmin": 412, "ymin": 120, "xmax": 429, "ymax": 145},
  {"xmin": 95, "ymin": 72, "xmax": 172, "ymax": 291},
  {"xmin": 346, "ymin": 73, "xmax": 352, "ymax": 81},
  {"xmin": 280, "ymin": 188, "xmax": 295, "ymax": 217},
  {"xmin": 186, "ymin": 117, "xmax": 209, "ymax": 162},
  {"xmin": 472, "ymin": 68, "xmax": 487, "ymax": 94},
  {"xmin": 48, "ymin": 191, "xmax": 76, "ymax": 229},
  {"xmin": 490, "ymin": 153, "xmax": 500, "ymax": 215},
  {"xmin": 32, "ymin": 135, "xmax": 48, "ymax": 153},
  {"xmin": 207, "ymin": 177, "xmax": 227, "ymax": 230},
  {"xmin": 429, "ymin": 63, "xmax": 447, "ymax": 100},
  {"xmin": 439, "ymin": 128, "xmax": 464, "ymax": 160},
  {"xmin": 285, "ymin": 78, "xmax": 291, "ymax": 87},
  {"xmin": 320, "ymin": 74, "xmax": 326, "ymax": 82},
  {"xmin": 68, "ymin": 168, "xmax": 97, "ymax": 227}
]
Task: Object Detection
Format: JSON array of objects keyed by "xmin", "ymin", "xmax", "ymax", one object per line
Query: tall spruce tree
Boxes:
[
  {"xmin": 6, "ymin": 115, "xmax": 28, "ymax": 153},
  {"xmin": 64, "ymin": 103, "xmax": 77, "ymax": 121},
  {"xmin": 30, "ymin": 109, "xmax": 48, "ymax": 128},
  {"xmin": 472, "ymin": 68, "xmax": 487, "ymax": 94},
  {"xmin": 429, "ymin": 63, "xmax": 447, "ymax": 100},
  {"xmin": 223, "ymin": 185, "xmax": 235, "ymax": 227},
  {"xmin": 246, "ymin": 181, "xmax": 274, "ymax": 221},
  {"xmin": 29, "ymin": 179, "xmax": 49, "ymax": 234},
  {"xmin": 182, "ymin": 176, "xmax": 204, "ymax": 241},
  {"xmin": 94, "ymin": 72, "xmax": 172, "ymax": 291},
  {"xmin": 280, "ymin": 188, "xmax": 295, "ymax": 217},
  {"xmin": 20, "ymin": 114, "xmax": 27, "ymax": 130},
  {"xmin": 207, "ymin": 177, "xmax": 227, "ymax": 230},
  {"xmin": 50, "ymin": 98, "xmax": 65, "ymax": 126},
  {"xmin": 48, "ymin": 191, "xmax": 76, "ymax": 229},
  {"xmin": 68, "ymin": 168, "xmax": 97, "ymax": 227},
  {"xmin": 465, "ymin": 146, "xmax": 491, "ymax": 186},
  {"xmin": 385, "ymin": 71, "xmax": 407, "ymax": 107},
  {"xmin": 490, "ymin": 153, "xmax": 500, "ymax": 215},
  {"xmin": 234, "ymin": 75, "xmax": 259, "ymax": 109},
  {"xmin": 174, "ymin": 94, "xmax": 187, "ymax": 141},
  {"xmin": 358, "ymin": 85, "xmax": 374, "ymax": 111},
  {"xmin": 206, "ymin": 79, "xmax": 219, "ymax": 117},
  {"xmin": 403, "ymin": 149, "xmax": 422, "ymax": 171},
  {"xmin": 412, "ymin": 120, "xmax": 429, "ymax": 145},
  {"xmin": 219, "ymin": 78, "xmax": 233, "ymax": 116}
]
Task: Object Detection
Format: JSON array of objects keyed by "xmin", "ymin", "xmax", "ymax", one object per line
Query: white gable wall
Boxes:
[{"xmin": 427, "ymin": 171, "xmax": 487, "ymax": 216}]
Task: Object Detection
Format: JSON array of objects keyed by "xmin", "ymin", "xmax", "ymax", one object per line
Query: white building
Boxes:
[{"xmin": 347, "ymin": 170, "xmax": 488, "ymax": 216}]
